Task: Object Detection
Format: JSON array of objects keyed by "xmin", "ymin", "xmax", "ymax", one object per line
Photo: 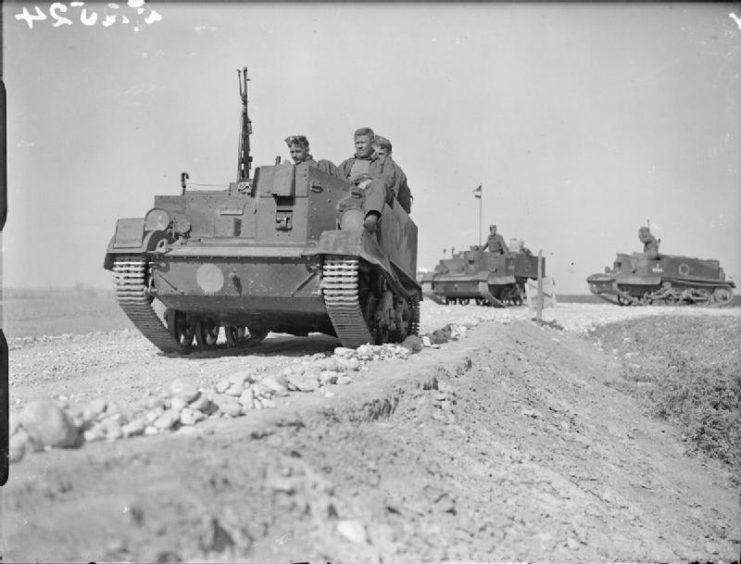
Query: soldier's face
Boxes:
[
  {"xmin": 375, "ymin": 146, "xmax": 389, "ymax": 159},
  {"xmin": 289, "ymin": 145, "xmax": 309, "ymax": 163},
  {"xmin": 355, "ymin": 135, "xmax": 373, "ymax": 158}
]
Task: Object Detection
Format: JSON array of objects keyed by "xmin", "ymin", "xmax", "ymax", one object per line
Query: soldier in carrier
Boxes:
[
  {"xmin": 638, "ymin": 226, "xmax": 660, "ymax": 257},
  {"xmin": 481, "ymin": 225, "xmax": 510, "ymax": 257},
  {"xmin": 284, "ymin": 135, "xmax": 339, "ymax": 176},
  {"xmin": 338, "ymin": 127, "xmax": 396, "ymax": 232},
  {"xmin": 371, "ymin": 135, "xmax": 413, "ymax": 214}
]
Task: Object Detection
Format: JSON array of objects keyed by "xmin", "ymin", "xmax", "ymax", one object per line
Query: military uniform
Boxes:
[
  {"xmin": 484, "ymin": 232, "xmax": 509, "ymax": 256},
  {"xmin": 639, "ymin": 229, "xmax": 660, "ymax": 257},
  {"xmin": 302, "ymin": 157, "xmax": 340, "ymax": 177},
  {"xmin": 338, "ymin": 155, "xmax": 396, "ymax": 216},
  {"xmin": 386, "ymin": 157, "xmax": 413, "ymax": 214}
]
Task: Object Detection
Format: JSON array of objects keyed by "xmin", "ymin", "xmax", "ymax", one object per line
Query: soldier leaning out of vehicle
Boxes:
[
  {"xmin": 370, "ymin": 135, "xmax": 413, "ymax": 214},
  {"xmin": 338, "ymin": 127, "xmax": 397, "ymax": 233},
  {"xmin": 284, "ymin": 135, "xmax": 340, "ymax": 176},
  {"xmin": 481, "ymin": 225, "xmax": 510, "ymax": 257},
  {"xmin": 638, "ymin": 226, "xmax": 660, "ymax": 258}
]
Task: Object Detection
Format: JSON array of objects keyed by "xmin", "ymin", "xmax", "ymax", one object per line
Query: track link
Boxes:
[
  {"xmin": 321, "ymin": 257, "xmax": 374, "ymax": 348},
  {"xmin": 112, "ymin": 256, "xmax": 186, "ymax": 354}
]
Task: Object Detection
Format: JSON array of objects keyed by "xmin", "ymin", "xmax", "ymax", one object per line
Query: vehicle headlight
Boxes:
[
  {"xmin": 145, "ymin": 208, "xmax": 171, "ymax": 231},
  {"xmin": 339, "ymin": 209, "xmax": 364, "ymax": 231}
]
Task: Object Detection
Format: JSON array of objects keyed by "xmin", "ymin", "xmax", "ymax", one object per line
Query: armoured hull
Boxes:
[
  {"xmin": 105, "ymin": 163, "xmax": 421, "ymax": 353},
  {"xmin": 587, "ymin": 252, "xmax": 735, "ymax": 306},
  {"xmin": 423, "ymin": 248, "xmax": 543, "ymax": 307}
]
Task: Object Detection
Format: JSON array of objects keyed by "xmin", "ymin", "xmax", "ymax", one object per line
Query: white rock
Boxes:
[
  {"xmin": 82, "ymin": 398, "xmax": 107, "ymax": 423},
  {"xmin": 215, "ymin": 395, "xmax": 243, "ymax": 417},
  {"xmin": 315, "ymin": 357, "xmax": 339, "ymax": 372},
  {"xmin": 153, "ymin": 410, "xmax": 180, "ymax": 430},
  {"xmin": 169, "ymin": 397, "xmax": 188, "ymax": 413},
  {"xmin": 334, "ymin": 347, "xmax": 356, "ymax": 358},
  {"xmin": 238, "ymin": 389, "xmax": 255, "ymax": 408},
  {"xmin": 145, "ymin": 408, "xmax": 164, "ymax": 423},
  {"xmin": 170, "ymin": 379, "xmax": 201, "ymax": 403},
  {"xmin": 106, "ymin": 424, "xmax": 123, "ymax": 442},
  {"xmin": 189, "ymin": 395, "xmax": 213, "ymax": 413},
  {"xmin": 215, "ymin": 378, "xmax": 231, "ymax": 394},
  {"xmin": 422, "ymin": 336, "xmax": 432, "ymax": 347},
  {"xmin": 286, "ymin": 373, "xmax": 318, "ymax": 392},
  {"xmin": 84, "ymin": 425, "xmax": 106, "ymax": 442},
  {"xmin": 179, "ymin": 408, "xmax": 206, "ymax": 426},
  {"xmin": 337, "ymin": 520, "xmax": 368, "ymax": 544},
  {"xmin": 225, "ymin": 382, "xmax": 246, "ymax": 397},
  {"xmin": 228, "ymin": 372, "xmax": 251, "ymax": 385},
  {"xmin": 336, "ymin": 357, "xmax": 361, "ymax": 371},
  {"xmin": 260, "ymin": 374, "xmax": 289, "ymax": 396},
  {"xmin": 337, "ymin": 375, "xmax": 353, "ymax": 385},
  {"xmin": 320, "ymin": 371, "xmax": 339, "ymax": 385},
  {"xmin": 122, "ymin": 419, "xmax": 147, "ymax": 437},
  {"xmin": 9, "ymin": 431, "xmax": 31, "ymax": 463},
  {"xmin": 19, "ymin": 399, "xmax": 78, "ymax": 448}
]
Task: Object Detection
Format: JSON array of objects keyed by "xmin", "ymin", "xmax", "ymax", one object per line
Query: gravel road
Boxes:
[{"xmin": 4, "ymin": 302, "xmax": 740, "ymax": 562}]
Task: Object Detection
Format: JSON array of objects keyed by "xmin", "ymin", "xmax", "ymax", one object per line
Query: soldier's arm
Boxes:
[
  {"xmin": 337, "ymin": 158, "xmax": 353, "ymax": 180},
  {"xmin": 375, "ymin": 158, "xmax": 397, "ymax": 192}
]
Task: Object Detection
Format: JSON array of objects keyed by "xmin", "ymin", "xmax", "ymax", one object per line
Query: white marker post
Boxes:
[{"xmin": 536, "ymin": 249, "xmax": 544, "ymax": 323}]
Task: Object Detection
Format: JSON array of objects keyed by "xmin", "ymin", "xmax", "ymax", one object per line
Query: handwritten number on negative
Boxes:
[{"xmin": 15, "ymin": 6, "xmax": 47, "ymax": 29}]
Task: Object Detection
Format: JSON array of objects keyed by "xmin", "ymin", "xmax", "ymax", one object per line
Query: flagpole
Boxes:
[{"xmin": 479, "ymin": 183, "xmax": 483, "ymax": 246}]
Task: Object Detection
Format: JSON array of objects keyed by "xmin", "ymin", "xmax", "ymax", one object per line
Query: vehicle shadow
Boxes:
[{"xmin": 161, "ymin": 332, "xmax": 342, "ymax": 360}]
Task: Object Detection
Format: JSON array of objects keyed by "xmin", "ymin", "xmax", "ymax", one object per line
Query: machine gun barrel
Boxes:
[{"xmin": 236, "ymin": 67, "xmax": 253, "ymax": 182}]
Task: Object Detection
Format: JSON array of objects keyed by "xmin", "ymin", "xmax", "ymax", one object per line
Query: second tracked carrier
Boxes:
[{"xmin": 422, "ymin": 245, "xmax": 543, "ymax": 307}]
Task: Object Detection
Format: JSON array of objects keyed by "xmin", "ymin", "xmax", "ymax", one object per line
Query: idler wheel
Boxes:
[
  {"xmin": 712, "ymin": 286, "xmax": 733, "ymax": 306},
  {"xmin": 195, "ymin": 319, "xmax": 220, "ymax": 350},
  {"xmin": 459, "ymin": 298, "xmax": 470, "ymax": 306},
  {"xmin": 165, "ymin": 309, "xmax": 195, "ymax": 349}
]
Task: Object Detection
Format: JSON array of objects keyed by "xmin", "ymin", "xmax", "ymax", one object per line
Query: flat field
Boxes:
[{"xmin": 2, "ymin": 289, "xmax": 132, "ymax": 338}]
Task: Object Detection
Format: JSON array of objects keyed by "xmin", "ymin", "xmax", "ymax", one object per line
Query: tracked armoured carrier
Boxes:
[
  {"xmin": 422, "ymin": 245, "xmax": 543, "ymax": 307},
  {"xmin": 587, "ymin": 252, "xmax": 735, "ymax": 306},
  {"xmin": 103, "ymin": 68, "xmax": 421, "ymax": 354}
]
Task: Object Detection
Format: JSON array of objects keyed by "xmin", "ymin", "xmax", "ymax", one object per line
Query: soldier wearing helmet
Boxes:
[{"xmin": 638, "ymin": 226, "xmax": 660, "ymax": 257}]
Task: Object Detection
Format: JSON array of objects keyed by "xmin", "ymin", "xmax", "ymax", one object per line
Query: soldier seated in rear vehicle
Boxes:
[{"xmin": 638, "ymin": 226, "xmax": 660, "ymax": 258}]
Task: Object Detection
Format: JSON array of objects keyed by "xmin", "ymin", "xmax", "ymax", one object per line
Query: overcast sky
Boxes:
[{"xmin": 3, "ymin": 2, "xmax": 740, "ymax": 294}]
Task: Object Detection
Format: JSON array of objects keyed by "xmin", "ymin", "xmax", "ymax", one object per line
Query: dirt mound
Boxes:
[{"xmin": 4, "ymin": 311, "xmax": 738, "ymax": 562}]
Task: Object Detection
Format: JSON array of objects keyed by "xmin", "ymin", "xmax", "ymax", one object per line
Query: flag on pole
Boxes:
[{"xmin": 473, "ymin": 184, "xmax": 482, "ymax": 199}]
